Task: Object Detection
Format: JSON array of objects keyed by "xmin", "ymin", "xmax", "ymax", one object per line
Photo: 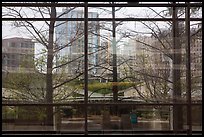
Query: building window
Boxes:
[{"xmin": 10, "ymin": 42, "xmax": 16, "ymax": 47}]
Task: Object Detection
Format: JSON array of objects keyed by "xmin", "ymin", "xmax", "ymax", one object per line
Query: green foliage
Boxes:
[
  {"xmin": 67, "ymin": 81, "xmax": 136, "ymax": 95},
  {"xmin": 17, "ymin": 106, "xmax": 46, "ymax": 121},
  {"xmin": 3, "ymin": 72, "xmax": 46, "ymax": 101},
  {"xmin": 19, "ymin": 54, "xmax": 35, "ymax": 69},
  {"xmin": 35, "ymin": 54, "xmax": 47, "ymax": 73},
  {"xmin": 3, "ymin": 72, "xmax": 45, "ymax": 90},
  {"xmin": 87, "ymin": 82, "xmax": 136, "ymax": 94},
  {"xmin": 2, "ymin": 106, "xmax": 16, "ymax": 119}
]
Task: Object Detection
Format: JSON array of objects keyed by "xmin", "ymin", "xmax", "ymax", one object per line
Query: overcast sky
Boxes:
[
  {"xmin": 1, "ymin": 5, "xmax": 175, "ymax": 59},
  {"xmin": 2, "ymin": 5, "xmax": 201, "ymax": 57},
  {"xmin": 2, "ymin": 6, "xmax": 169, "ymax": 38}
]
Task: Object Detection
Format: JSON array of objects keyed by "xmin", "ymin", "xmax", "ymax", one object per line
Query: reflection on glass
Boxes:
[{"xmin": 2, "ymin": 2, "xmax": 202, "ymax": 135}]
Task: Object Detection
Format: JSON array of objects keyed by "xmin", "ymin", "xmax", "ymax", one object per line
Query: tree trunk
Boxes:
[
  {"xmin": 111, "ymin": 3, "xmax": 118, "ymax": 115},
  {"xmin": 172, "ymin": 5, "xmax": 183, "ymax": 131},
  {"xmin": 112, "ymin": 3, "xmax": 118, "ymax": 102},
  {"xmin": 45, "ymin": 4, "xmax": 56, "ymax": 126}
]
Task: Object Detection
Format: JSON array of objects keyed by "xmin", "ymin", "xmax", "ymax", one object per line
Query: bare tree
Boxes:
[
  {"xmin": 3, "ymin": 2, "xmax": 84, "ymax": 126},
  {"xmin": 3, "ymin": 2, "xmax": 201, "ymax": 129}
]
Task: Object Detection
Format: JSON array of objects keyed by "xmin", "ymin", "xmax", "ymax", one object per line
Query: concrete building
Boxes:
[
  {"xmin": 95, "ymin": 37, "xmax": 113, "ymax": 82},
  {"xmin": 2, "ymin": 37, "xmax": 35, "ymax": 74},
  {"xmin": 119, "ymin": 35, "xmax": 157, "ymax": 78}
]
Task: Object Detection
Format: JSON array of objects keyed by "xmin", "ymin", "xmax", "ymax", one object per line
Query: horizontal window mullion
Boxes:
[
  {"xmin": 2, "ymin": 3, "xmax": 85, "ymax": 7},
  {"xmin": 2, "ymin": 102, "xmax": 202, "ymax": 106},
  {"xmin": 2, "ymin": 18, "xmax": 202, "ymax": 22},
  {"xmin": 2, "ymin": 3, "xmax": 202, "ymax": 7}
]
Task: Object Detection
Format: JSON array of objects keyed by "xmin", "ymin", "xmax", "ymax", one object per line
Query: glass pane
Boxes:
[
  {"xmin": 2, "ymin": 2, "xmax": 202, "ymax": 135},
  {"xmin": 87, "ymin": 105, "xmax": 171, "ymax": 133}
]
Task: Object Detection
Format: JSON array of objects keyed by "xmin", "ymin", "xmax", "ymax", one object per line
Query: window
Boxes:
[
  {"xmin": 10, "ymin": 42, "xmax": 16, "ymax": 47},
  {"xmin": 2, "ymin": 2, "xmax": 202, "ymax": 135}
]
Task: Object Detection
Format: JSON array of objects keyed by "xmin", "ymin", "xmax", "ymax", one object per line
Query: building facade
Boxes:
[
  {"xmin": 55, "ymin": 9, "xmax": 100, "ymax": 77},
  {"xmin": 2, "ymin": 37, "xmax": 35, "ymax": 74}
]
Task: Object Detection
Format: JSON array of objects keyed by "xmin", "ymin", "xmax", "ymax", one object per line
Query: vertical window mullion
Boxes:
[{"xmin": 84, "ymin": 2, "xmax": 88, "ymax": 135}]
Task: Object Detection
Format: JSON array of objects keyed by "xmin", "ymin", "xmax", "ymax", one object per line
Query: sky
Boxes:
[
  {"xmin": 1, "ymin": 5, "xmax": 173, "ymax": 61},
  {"xmin": 2, "ymin": 6, "xmax": 168, "ymax": 38},
  {"xmin": 2, "ymin": 2, "xmax": 202, "ymax": 39},
  {"xmin": 3, "ymin": 4, "xmax": 201, "ymax": 57}
]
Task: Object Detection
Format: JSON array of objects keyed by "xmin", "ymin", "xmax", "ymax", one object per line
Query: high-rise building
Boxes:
[
  {"xmin": 55, "ymin": 9, "xmax": 100, "ymax": 76},
  {"xmin": 2, "ymin": 37, "xmax": 35, "ymax": 74},
  {"xmin": 120, "ymin": 35, "xmax": 156, "ymax": 77}
]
